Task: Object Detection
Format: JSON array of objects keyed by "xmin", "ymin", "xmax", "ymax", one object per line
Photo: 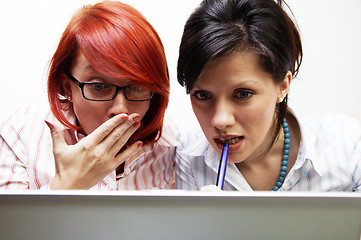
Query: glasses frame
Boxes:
[{"xmin": 66, "ymin": 73, "xmax": 154, "ymax": 102}]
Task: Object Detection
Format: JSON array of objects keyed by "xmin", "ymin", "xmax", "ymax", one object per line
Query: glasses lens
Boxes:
[
  {"xmin": 125, "ymin": 85, "xmax": 153, "ymax": 101},
  {"xmin": 83, "ymin": 83, "xmax": 116, "ymax": 101},
  {"xmin": 82, "ymin": 83, "xmax": 152, "ymax": 101}
]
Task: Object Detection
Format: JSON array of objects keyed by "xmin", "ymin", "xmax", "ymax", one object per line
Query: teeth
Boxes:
[{"xmin": 218, "ymin": 137, "xmax": 241, "ymax": 145}]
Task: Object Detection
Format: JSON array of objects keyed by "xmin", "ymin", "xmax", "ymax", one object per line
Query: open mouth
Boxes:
[{"xmin": 215, "ymin": 136, "xmax": 243, "ymax": 145}]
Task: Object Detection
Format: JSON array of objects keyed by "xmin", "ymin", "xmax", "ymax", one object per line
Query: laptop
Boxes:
[{"xmin": 0, "ymin": 190, "xmax": 360, "ymax": 240}]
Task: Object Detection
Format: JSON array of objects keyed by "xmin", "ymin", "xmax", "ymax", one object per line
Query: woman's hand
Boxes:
[{"xmin": 46, "ymin": 113, "xmax": 142, "ymax": 190}]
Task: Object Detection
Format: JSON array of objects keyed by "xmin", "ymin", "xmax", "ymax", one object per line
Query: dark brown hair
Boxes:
[{"xmin": 177, "ymin": 0, "xmax": 302, "ymax": 145}]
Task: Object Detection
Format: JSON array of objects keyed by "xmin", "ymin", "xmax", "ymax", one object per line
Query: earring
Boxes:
[{"xmin": 278, "ymin": 97, "xmax": 284, "ymax": 103}]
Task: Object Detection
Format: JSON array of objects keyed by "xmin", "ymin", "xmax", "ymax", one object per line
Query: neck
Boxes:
[
  {"xmin": 235, "ymin": 114, "xmax": 301, "ymax": 191},
  {"xmin": 241, "ymin": 117, "xmax": 282, "ymax": 166},
  {"xmin": 235, "ymin": 120, "xmax": 286, "ymax": 191}
]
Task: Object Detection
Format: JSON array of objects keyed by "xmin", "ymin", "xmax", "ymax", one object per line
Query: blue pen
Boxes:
[{"xmin": 216, "ymin": 143, "xmax": 229, "ymax": 190}]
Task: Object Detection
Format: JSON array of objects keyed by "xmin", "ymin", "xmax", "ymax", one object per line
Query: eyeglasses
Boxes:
[{"xmin": 66, "ymin": 73, "xmax": 154, "ymax": 102}]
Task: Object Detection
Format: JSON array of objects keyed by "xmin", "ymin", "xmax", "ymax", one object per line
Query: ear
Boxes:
[
  {"xmin": 277, "ymin": 71, "xmax": 292, "ymax": 103},
  {"xmin": 62, "ymin": 77, "xmax": 73, "ymax": 102}
]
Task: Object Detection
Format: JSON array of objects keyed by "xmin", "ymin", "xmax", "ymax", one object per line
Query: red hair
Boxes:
[{"xmin": 48, "ymin": 1, "xmax": 169, "ymax": 144}]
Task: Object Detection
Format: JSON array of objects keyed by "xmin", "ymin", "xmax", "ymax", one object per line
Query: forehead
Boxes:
[
  {"xmin": 195, "ymin": 52, "xmax": 274, "ymax": 89},
  {"xmin": 70, "ymin": 52, "xmax": 134, "ymax": 85},
  {"xmin": 71, "ymin": 53, "xmax": 95, "ymax": 74}
]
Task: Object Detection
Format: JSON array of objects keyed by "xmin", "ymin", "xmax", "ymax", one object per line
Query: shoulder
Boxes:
[
  {"xmin": 159, "ymin": 115, "xmax": 209, "ymax": 151},
  {"xmin": 298, "ymin": 113, "xmax": 361, "ymax": 160},
  {"xmin": 156, "ymin": 115, "xmax": 181, "ymax": 147},
  {"xmin": 177, "ymin": 126, "xmax": 210, "ymax": 156},
  {"xmin": 2, "ymin": 105, "xmax": 54, "ymax": 125},
  {"xmin": 300, "ymin": 113, "xmax": 361, "ymax": 140},
  {"xmin": 1, "ymin": 105, "xmax": 55, "ymax": 141}
]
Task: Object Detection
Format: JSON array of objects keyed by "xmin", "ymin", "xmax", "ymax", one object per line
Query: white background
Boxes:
[{"xmin": 1, "ymin": 0, "xmax": 360, "ymax": 130}]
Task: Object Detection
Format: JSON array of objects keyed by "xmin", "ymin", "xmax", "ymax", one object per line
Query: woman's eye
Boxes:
[
  {"xmin": 192, "ymin": 90, "xmax": 212, "ymax": 100},
  {"xmin": 128, "ymin": 85, "xmax": 143, "ymax": 93},
  {"xmin": 234, "ymin": 89, "xmax": 254, "ymax": 99},
  {"xmin": 90, "ymin": 83, "xmax": 110, "ymax": 91}
]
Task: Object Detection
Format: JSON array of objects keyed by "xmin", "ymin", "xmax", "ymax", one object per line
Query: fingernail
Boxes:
[
  {"xmin": 133, "ymin": 121, "xmax": 141, "ymax": 128},
  {"xmin": 44, "ymin": 120, "xmax": 54, "ymax": 130},
  {"xmin": 136, "ymin": 141, "xmax": 143, "ymax": 148},
  {"xmin": 131, "ymin": 114, "xmax": 141, "ymax": 122},
  {"xmin": 121, "ymin": 115, "xmax": 129, "ymax": 121}
]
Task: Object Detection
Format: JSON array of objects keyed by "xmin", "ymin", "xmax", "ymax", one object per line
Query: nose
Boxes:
[
  {"xmin": 211, "ymin": 99, "xmax": 235, "ymax": 130},
  {"xmin": 107, "ymin": 91, "xmax": 130, "ymax": 118}
]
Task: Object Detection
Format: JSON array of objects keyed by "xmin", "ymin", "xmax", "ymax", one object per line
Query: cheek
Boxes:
[
  {"xmin": 191, "ymin": 103, "xmax": 216, "ymax": 145},
  {"xmin": 251, "ymin": 101, "xmax": 276, "ymax": 125},
  {"xmin": 237, "ymin": 99, "xmax": 277, "ymax": 141},
  {"xmin": 259, "ymin": 98, "xmax": 277, "ymax": 127},
  {"xmin": 70, "ymin": 87, "xmax": 107, "ymax": 134},
  {"xmin": 134, "ymin": 102, "xmax": 150, "ymax": 119},
  {"xmin": 73, "ymin": 100, "xmax": 107, "ymax": 134},
  {"xmin": 191, "ymin": 101, "xmax": 209, "ymax": 128}
]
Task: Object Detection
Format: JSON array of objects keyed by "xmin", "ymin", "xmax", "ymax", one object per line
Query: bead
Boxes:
[{"xmin": 271, "ymin": 118, "xmax": 290, "ymax": 191}]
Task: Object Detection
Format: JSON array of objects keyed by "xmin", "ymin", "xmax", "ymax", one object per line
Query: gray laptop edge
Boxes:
[{"xmin": 0, "ymin": 191, "xmax": 360, "ymax": 240}]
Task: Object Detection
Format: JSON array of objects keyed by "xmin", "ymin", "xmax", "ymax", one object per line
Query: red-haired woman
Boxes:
[{"xmin": 0, "ymin": 1, "xmax": 179, "ymax": 190}]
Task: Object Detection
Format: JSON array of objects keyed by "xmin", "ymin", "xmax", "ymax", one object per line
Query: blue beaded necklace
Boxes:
[{"xmin": 271, "ymin": 118, "xmax": 290, "ymax": 191}]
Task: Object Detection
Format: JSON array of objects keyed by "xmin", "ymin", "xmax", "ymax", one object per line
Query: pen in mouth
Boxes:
[{"xmin": 216, "ymin": 143, "xmax": 229, "ymax": 190}]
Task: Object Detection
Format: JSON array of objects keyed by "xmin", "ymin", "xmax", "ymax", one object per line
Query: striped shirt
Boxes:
[
  {"xmin": 175, "ymin": 113, "xmax": 361, "ymax": 191},
  {"xmin": 0, "ymin": 106, "xmax": 180, "ymax": 190}
]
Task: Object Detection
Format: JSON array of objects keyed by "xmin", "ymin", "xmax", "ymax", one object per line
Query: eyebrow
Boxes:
[
  {"xmin": 82, "ymin": 64, "xmax": 129, "ymax": 80},
  {"xmin": 233, "ymin": 80, "xmax": 262, "ymax": 88},
  {"xmin": 79, "ymin": 65, "xmax": 134, "ymax": 86},
  {"xmin": 83, "ymin": 64, "xmax": 97, "ymax": 73},
  {"xmin": 80, "ymin": 65, "xmax": 109, "ymax": 79},
  {"xmin": 193, "ymin": 79, "xmax": 261, "ymax": 90}
]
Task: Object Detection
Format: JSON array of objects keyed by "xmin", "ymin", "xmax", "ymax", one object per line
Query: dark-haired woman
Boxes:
[
  {"xmin": 0, "ymin": 1, "xmax": 179, "ymax": 190},
  {"xmin": 175, "ymin": 0, "xmax": 361, "ymax": 191}
]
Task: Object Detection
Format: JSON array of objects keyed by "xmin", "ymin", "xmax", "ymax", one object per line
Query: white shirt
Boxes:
[
  {"xmin": 175, "ymin": 113, "xmax": 361, "ymax": 191},
  {"xmin": 0, "ymin": 106, "xmax": 180, "ymax": 190}
]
